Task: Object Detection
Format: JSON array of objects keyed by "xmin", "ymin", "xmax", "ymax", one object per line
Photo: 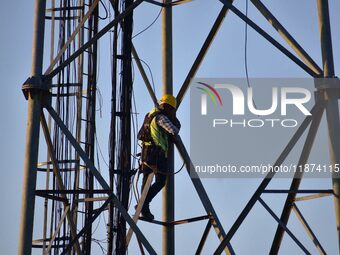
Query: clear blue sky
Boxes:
[{"xmin": 1, "ymin": 0, "xmax": 340, "ymax": 254}]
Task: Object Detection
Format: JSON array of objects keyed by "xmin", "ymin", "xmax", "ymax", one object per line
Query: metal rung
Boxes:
[
  {"xmin": 36, "ymin": 189, "xmax": 111, "ymax": 195},
  {"xmin": 33, "ymin": 244, "xmax": 65, "ymax": 249},
  {"xmin": 52, "ymin": 92, "xmax": 78, "ymax": 97},
  {"xmin": 45, "ymin": 16, "xmax": 79, "ymax": 20},
  {"xmin": 139, "ymin": 215, "xmax": 210, "ymax": 226},
  {"xmin": 139, "ymin": 218, "xmax": 167, "ymax": 226},
  {"xmin": 32, "ymin": 236, "xmax": 69, "ymax": 244},
  {"xmin": 36, "ymin": 193, "xmax": 68, "ymax": 203},
  {"xmin": 37, "ymin": 159, "xmax": 79, "ymax": 167},
  {"xmin": 295, "ymin": 193, "xmax": 333, "ymax": 202},
  {"xmin": 81, "ymin": 118, "xmax": 92, "ymax": 123},
  {"xmin": 76, "ymin": 196, "xmax": 109, "ymax": 203},
  {"xmin": 262, "ymin": 189, "xmax": 333, "ymax": 194},
  {"xmin": 32, "ymin": 240, "xmax": 69, "ymax": 249},
  {"xmin": 37, "ymin": 166, "xmax": 85, "ymax": 172},
  {"xmin": 51, "ymin": 83, "xmax": 82, "ymax": 88},
  {"xmin": 46, "ymin": 6, "xmax": 84, "ymax": 12},
  {"xmin": 32, "ymin": 236, "xmax": 70, "ymax": 249},
  {"xmin": 169, "ymin": 215, "xmax": 210, "ymax": 226}
]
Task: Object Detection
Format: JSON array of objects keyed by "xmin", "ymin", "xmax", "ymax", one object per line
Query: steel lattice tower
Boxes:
[{"xmin": 19, "ymin": 0, "xmax": 340, "ymax": 254}]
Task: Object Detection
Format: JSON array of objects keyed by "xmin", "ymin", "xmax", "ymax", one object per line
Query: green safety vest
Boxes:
[{"xmin": 148, "ymin": 108, "xmax": 169, "ymax": 153}]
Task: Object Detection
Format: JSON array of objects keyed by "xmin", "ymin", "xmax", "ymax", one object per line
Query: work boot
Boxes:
[{"xmin": 141, "ymin": 203, "xmax": 154, "ymax": 220}]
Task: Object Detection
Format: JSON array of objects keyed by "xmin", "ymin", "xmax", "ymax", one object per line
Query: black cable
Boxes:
[
  {"xmin": 129, "ymin": 62, "xmax": 138, "ymax": 210},
  {"xmin": 131, "ymin": 61, "xmax": 137, "ymax": 172},
  {"xmin": 244, "ymin": 0, "xmax": 259, "ymax": 114},
  {"xmin": 142, "ymin": 160, "xmax": 185, "ymax": 176},
  {"xmin": 132, "ymin": 57, "xmax": 157, "ymax": 99},
  {"xmin": 97, "ymin": 0, "xmax": 109, "ymax": 20},
  {"xmin": 96, "ymin": 87, "xmax": 104, "ymax": 117},
  {"xmin": 92, "ymin": 238, "xmax": 107, "ymax": 254},
  {"xmin": 95, "ymin": 133, "xmax": 109, "ymax": 167},
  {"xmin": 132, "ymin": 6, "xmax": 163, "ymax": 39},
  {"xmin": 244, "ymin": 0, "xmax": 250, "ymax": 89},
  {"xmin": 157, "ymin": 161, "xmax": 185, "ymax": 176}
]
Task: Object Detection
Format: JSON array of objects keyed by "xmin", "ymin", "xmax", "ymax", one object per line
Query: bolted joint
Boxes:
[
  {"xmin": 22, "ymin": 75, "xmax": 51, "ymax": 100},
  {"xmin": 314, "ymin": 76, "xmax": 340, "ymax": 89},
  {"xmin": 314, "ymin": 77, "xmax": 340, "ymax": 102}
]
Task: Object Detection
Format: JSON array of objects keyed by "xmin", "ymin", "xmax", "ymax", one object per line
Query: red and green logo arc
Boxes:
[{"xmin": 196, "ymin": 82, "xmax": 223, "ymax": 107}]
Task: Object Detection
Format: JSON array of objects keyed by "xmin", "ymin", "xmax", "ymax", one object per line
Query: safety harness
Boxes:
[{"xmin": 137, "ymin": 110, "xmax": 161, "ymax": 145}]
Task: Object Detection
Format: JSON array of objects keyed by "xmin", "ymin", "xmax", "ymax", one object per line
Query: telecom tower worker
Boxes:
[{"xmin": 138, "ymin": 94, "xmax": 181, "ymax": 220}]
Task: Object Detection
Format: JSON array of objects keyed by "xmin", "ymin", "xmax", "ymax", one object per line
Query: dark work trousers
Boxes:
[{"xmin": 141, "ymin": 145, "xmax": 168, "ymax": 206}]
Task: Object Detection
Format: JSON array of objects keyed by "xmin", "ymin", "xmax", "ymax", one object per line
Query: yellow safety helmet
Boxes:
[{"xmin": 159, "ymin": 94, "xmax": 177, "ymax": 109}]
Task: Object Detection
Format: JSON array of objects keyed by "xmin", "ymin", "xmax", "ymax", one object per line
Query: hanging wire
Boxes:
[
  {"xmin": 244, "ymin": 0, "xmax": 251, "ymax": 89},
  {"xmin": 132, "ymin": 6, "xmax": 163, "ymax": 39},
  {"xmin": 244, "ymin": 0, "xmax": 259, "ymax": 114},
  {"xmin": 132, "ymin": 57, "xmax": 157, "ymax": 95},
  {"xmin": 154, "ymin": 161, "xmax": 185, "ymax": 176},
  {"xmin": 95, "ymin": 133, "xmax": 109, "ymax": 167},
  {"xmin": 97, "ymin": 0, "xmax": 109, "ymax": 20},
  {"xmin": 92, "ymin": 238, "xmax": 107, "ymax": 254},
  {"xmin": 131, "ymin": 62, "xmax": 137, "ymax": 171},
  {"xmin": 96, "ymin": 87, "xmax": 104, "ymax": 117}
]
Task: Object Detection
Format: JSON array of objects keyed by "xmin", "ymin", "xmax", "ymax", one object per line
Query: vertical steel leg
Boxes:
[
  {"xmin": 162, "ymin": 1, "xmax": 175, "ymax": 254},
  {"xmin": 317, "ymin": 0, "xmax": 340, "ymax": 252},
  {"xmin": 18, "ymin": 1, "xmax": 46, "ymax": 254}
]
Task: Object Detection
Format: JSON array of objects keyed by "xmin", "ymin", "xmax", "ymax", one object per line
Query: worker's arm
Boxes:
[{"xmin": 156, "ymin": 114, "xmax": 179, "ymax": 135}]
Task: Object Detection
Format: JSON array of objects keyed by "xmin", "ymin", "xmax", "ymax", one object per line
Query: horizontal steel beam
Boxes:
[
  {"xmin": 263, "ymin": 189, "xmax": 333, "ymax": 194},
  {"xmin": 139, "ymin": 214, "xmax": 210, "ymax": 227},
  {"xmin": 36, "ymin": 193, "xmax": 68, "ymax": 203},
  {"xmin": 295, "ymin": 193, "xmax": 333, "ymax": 202},
  {"xmin": 169, "ymin": 215, "xmax": 210, "ymax": 226},
  {"xmin": 36, "ymin": 189, "xmax": 112, "ymax": 194}
]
